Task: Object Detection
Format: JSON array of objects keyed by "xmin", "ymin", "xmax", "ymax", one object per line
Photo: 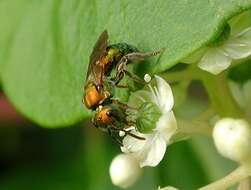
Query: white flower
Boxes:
[
  {"xmin": 109, "ymin": 154, "xmax": 142, "ymax": 188},
  {"xmin": 184, "ymin": 11, "xmax": 251, "ymax": 75},
  {"xmin": 121, "ymin": 75, "xmax": 177, "ymax": 167},
  {"xmin": 213, "ymin": 118, "xmax": 251, "ymax": 163}
]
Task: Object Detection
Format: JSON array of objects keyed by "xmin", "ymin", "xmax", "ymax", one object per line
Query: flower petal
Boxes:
[
  {"xmin": 223, "ymin": 27, "xmax": 251, "ymax": 59},
  {"xmin": 121, "ymin": 131, "xmax": 148, "ymax": 153},
  {"xmin": 198, "ymin": 48, "xmax": 231, "ymax": 75},
  {"xmin": 154, "ymin": 75, "xmax": 174, "ymax": 113},
  {"xmin": 138, "ymin": 135, "xmax": 167, "ymax": 167},
  {"xmin": 122, "ymin": 131, "xmax": 167, "ymax": 167},
  {"xmin": 155, "ymin": 111, "xmax": 177, "ymax": 141}
]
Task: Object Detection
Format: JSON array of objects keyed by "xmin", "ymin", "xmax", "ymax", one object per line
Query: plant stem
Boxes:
[
  {"xmin": 163, "ymin": 66, "xmax": 244, "ymax": 118},
  {"xmin": 177, "ymin": 119, "xmax": 212, "ymax": 137},
  {"xmin": 200, "ymin": 70, "xmax": 244, "ymax": 118},
  {"xmin": 193, "ymin": 106, "xmax": 215, "ymax": 121},
  {"xmin": 199, "ymin": 166, "xmax": 249, "ymax": 190}
]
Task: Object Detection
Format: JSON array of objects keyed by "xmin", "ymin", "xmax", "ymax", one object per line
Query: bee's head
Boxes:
[{"xmin": 95, "ymin": 106, "xmax": 113, "ymax": 125}]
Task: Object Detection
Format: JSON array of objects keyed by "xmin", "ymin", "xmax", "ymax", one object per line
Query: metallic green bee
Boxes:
[
  {"xmin": 83, "ymin": 30, "xmax": 163, "ymax": 144},
  {"xmin": 83, "ymin": 30, "xmax": 163, "ymax": 110}
]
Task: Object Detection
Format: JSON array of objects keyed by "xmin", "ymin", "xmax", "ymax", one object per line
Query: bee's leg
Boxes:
[
  {"xmin": 111, "ymin": 99, "xmax": 138, "ymax": 111},
  {"xmin": 112, "ymin": 68, "xmax": 146, "ymax": 86},
  {"xmin": 107, "ymin": 76, "xmax": 129, "ymax": 89},
  {"xmin": 109, "ymin": 57, "xmax": 128, "ymax": 85},
  {"xmin": 112, "ymin": 99, "xmax": 127, "ymax": 108},
  {"xmin": 113, "ymin": 68, "xmax": 147, "ymax": 85},
  {"xmin": 91, "ymin": 117, "xmax": 99, "ymax": 128},
  {"xmin": 125, "ymin": 49, "xmax": 164, "ymax": 62},
  {"xmin": 125, "ymin": 131, "xmax": 146, "ymax": 140},
  {"xmin": 112, "ymin": 49, "xmax": 164, "ymax": 85},
  {"xmin": 111, "ymin": 124, "xmax": 146, "ymax": 141},
  {"xmin": 112, "ymin": 99, "xmax": 129, "ymax": 109},
  {"xmin": 107, "ymin": 127, "xmax": 123, "ymax": 146},
  {"xmin": 124, "ymin": 70, "xmax": 147, "ymax": 85},
  {"xmin": 106, "ymin": 79, "xmax": 129, "ymax": 89}
]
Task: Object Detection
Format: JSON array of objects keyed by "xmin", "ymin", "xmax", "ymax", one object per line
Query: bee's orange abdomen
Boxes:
[{"xmin": 83, "ymin": 86, "xmax": 105, "ymax": 109}]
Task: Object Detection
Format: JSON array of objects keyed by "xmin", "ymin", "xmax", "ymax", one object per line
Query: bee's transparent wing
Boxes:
[{"xmin": 86, "ymin": 30, "xmax": 108, "ymax": 81}]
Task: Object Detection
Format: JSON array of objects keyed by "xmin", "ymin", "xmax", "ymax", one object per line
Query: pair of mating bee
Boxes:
[{"xmin": 83, "ymin": 30, "xmax": 162, "ymax": 145}]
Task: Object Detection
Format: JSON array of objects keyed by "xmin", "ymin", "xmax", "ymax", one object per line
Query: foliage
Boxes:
[{"xmin": 1, "ymin": 0, "xmax": 251, "ymax": 127}]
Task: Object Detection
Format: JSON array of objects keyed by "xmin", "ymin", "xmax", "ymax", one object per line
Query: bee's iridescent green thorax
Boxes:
[
  {"xmin": 108, "ymin": 43, "xmax": 138, "ymax": 56},
  {"xmin": 103, "ymin": 43, "xmax": 138, "ymax": 75}
]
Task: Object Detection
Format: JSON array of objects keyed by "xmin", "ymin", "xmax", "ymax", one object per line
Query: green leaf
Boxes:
[
  {"xmin": 0, "ymin": 0, "xmax": 251, "ymax": 127},
  {"xmin": 0, "ymin": 0, "xmax": 29, "ymax": 70}
]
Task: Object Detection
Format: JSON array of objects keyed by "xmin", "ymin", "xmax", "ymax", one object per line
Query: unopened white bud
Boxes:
[
  {"xmin": 144, "ymin": 74, "xmax": 152, "ymax": 83},
  {"xmin": 213, "ymin": 118, "xmax": 251, "ymax": 163},
  {"xmin": 109, "ymin": 154, "xmax": 142, "ymax": 188}
]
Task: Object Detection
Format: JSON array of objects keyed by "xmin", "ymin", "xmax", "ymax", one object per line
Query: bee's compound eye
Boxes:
[
  {"xmin": 106, "ymin": 111, "xmax": 111, "ymax": 117},
  {"xmin": 97, "ymin": 84, "xmax": 103, "ymax": 92}
]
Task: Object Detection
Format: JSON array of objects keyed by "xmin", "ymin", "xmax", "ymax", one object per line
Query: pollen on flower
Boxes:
[{"xmin": 144, "ymin": 74, "xmax": 152, "ymax": 83}]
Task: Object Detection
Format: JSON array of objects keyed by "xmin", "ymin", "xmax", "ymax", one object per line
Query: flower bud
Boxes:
[
  {"xmin": 109, "ymin": 154, "xmax": 142, "ymax": 188},
  {"xmin": 213, "ymin": 118, "xmax": 251, "ymax": 163}
]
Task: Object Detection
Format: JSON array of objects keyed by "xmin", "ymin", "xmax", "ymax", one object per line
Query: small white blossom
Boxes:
[
  {"xmin": 213, "ymin": 118, "xmax": 251, "ymax": 163},
  {"xmin": 184, "ymin": 11, "xmax": 251, "ymax": 75},
  {"xmin": 109, "ymin": 154, "xmax": 142, "ymax": 188},
  {"xmin": 122, "ymin": 75, "xmax": 177, "ymax": 167}
]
